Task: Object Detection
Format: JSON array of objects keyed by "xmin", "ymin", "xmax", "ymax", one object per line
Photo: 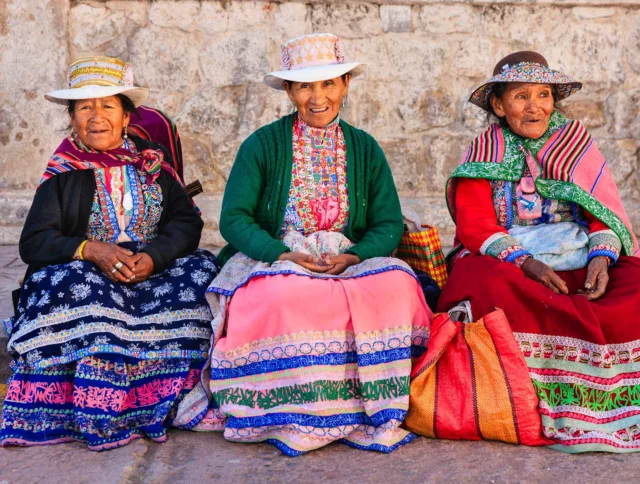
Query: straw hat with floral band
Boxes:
[
  {"xmin": 263, "ymin": 33, "xmax": 365, "ymax": 90},
  {"xmin": 468, "ymin": 51, "xmax": 582, "ymax": 112},
  {"xmin": 45, "ymin": 56, "xmax": 148, "ymax": 106}
]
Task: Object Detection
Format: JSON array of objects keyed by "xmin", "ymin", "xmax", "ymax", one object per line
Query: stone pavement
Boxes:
[{"xmin": 0, "ymin": 245, "xmax": 639, "ymax": 483}]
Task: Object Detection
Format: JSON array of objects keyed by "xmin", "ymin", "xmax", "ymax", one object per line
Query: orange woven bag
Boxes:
[
  {"xmin": 405, "ymin": 302, "xmax": 551, "ymax": 446},
  {"xmin": 396, "ymin": 225, "xmax": 448, "ymax": 289}
]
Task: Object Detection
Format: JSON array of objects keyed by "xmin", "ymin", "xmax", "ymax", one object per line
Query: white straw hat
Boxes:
[
  {"xmin": 264, "ymin": 33, "xmax": 365, "ymax": 90},
  {"xmin": 45, "ymin": 56, "xmax": 149, "ymax": 107}
]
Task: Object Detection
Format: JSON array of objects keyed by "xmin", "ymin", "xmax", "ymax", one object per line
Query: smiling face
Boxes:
[
  {"xmin": 490, "ymin": 83, "xmax": 555, "ymax": 139},
  {"xmin": 285, "ymin": 75, "xmax": 350, "ymax": 128},
  {"xmin": 70, "ymin": 96, "xmax": 130, "ymax": 151}
]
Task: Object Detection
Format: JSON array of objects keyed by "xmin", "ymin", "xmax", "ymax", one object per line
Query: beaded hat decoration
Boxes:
[
  {"xmin": 45, "ymin": 56, "xmax": 149, "ymax": 107},
  {"xmin": 264, "ymin": 33, "xmax": 365, "ymax": 90},
  {"xmin": 469, "ymin": 51, "xmax": 582, "ymax": 112}
]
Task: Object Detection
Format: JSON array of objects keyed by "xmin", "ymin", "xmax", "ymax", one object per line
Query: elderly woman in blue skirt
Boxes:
[{"xmin": 1, "ymin": 56, "xmax": 219, "ymax": 451}]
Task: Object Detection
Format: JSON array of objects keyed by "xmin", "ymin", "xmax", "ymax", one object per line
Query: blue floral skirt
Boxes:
[{"xmin": 1, "ymin": 245, "xmax": 219, "ymax": 451}]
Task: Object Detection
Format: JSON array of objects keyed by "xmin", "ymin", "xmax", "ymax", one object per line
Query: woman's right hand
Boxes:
[
  {"xmin": 278, "ymin": 251, "xmax": 333, "ymax": 273},
  {"xmin": 83, "ymin": 241, "xmax": 137, "ymax": 283},
  {"xmin": 521, "ymin": 258, "xmax": 569, "ymax": 295}
]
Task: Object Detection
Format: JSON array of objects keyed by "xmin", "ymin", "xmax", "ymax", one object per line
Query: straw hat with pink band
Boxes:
[
  {"xmin": 45, "ymin": 56, "xmax": 149, "ymax": 107},
  {"xmin": 264, "ymin": 33, "xmax": 366, "ymax": 90}
]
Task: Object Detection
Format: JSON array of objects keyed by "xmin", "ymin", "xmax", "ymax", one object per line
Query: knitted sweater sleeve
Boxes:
[
  {"xmin": 219, "ymin": 133, "xmax": 289, "ymax": 263},
  {"xmin": 347, "ymin": 137, "xmax": 404, "ymax": 260}
]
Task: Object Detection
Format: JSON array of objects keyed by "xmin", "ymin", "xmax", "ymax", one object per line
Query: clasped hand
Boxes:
[
  {"xmin": 278, "ymin": 251, "xmax": 361, "ymax": 275},
  {"xmin": 83, "ymin": 241, "xmax": 155, "ymax": 283},
  {"xmin": 521, "ymin": 255, "xmax": 609, "ymax": 300}
]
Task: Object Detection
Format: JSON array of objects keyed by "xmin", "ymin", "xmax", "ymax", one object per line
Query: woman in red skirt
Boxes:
[{"xmin": 439, "ymin": 50, "xmax": 640, "ymax": 453}]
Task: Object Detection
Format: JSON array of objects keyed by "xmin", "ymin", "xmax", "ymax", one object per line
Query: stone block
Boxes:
[
  {"xmin": 543, "ymin": 20, "xmax": 624, "ymax": 86},
  {"xmin": 199, "ymin": 31, "xmax": 271, "ymax": 88},
  {"xmin": 572, "ymin": 7, "xmax": 617, "ymax": 19},
  {"xmin": 425, "ymin": 134, "xmax": 469, "ymax": 192},
  {"xmin": 597, "ymin": 138, "xmax": 639, "ymax": 191},
  {"xmin": 417, "ymin": 4, "xmax": 477, "ymax": 34},
  {"xmin": 272, "ymin": 2, "xmax": 312, "ymax": 38},
  {"xmin": 176, "ymin": 86, "xmax": 246, "ymax": 149},
  {"xmin": 130, "ymin": 26, "xmax": 199, "ymax": 96},
  {"xmin": 149, "ymin": 0, "xmax": 200, "ymax": 31},
  {"xmin": 378, "ymin": 136, "xmax": 431, "ymax": 195},
  {"xmin": 383, "ymin": 34, "xmax": 449, "ymax": 86},
  {"xmin": 339, "ymin": 37, "xmax": 393, "ymax": 82},
  {"xmin": 454, "ymin": 37, "xmax": 501, "ymax": 80},
  {"xmin": 462, "ymin": 100, "xmax": 490, "ymax": 131},
  {"xmin": 311, "ymin": 3, "xmax": 383, "ymax": 38},
  {"xmin": 394, "ymin": 85, "xmax": 458, "ymax": 132},
  {"xmin": 381, "ymin": 5, "xmax": 413, "ymax": 33},
  {"xmin": 560, "ymin": 97, "xmax": 606, "ymax": 129},
  {"xmin": 605, "ymin": 89, "xmax": 640, "ymax": 137},
  {"xmin": 197, "ymin": 2, "xmax": 229, "ymax": 34},
  {"xmin": 180, "ymin": 135, "xmax": 228, "ymax": 195},
  {"xmin": 626, "ymin": 18, "xmax": 640, "ymax": 75},
  {"xmin": 227, "ymin": 1, "xmax": 272, "ymax": 29},
  {"xmin": 70, "ymin": 1, "xmax": 148, "ymax": 57}
]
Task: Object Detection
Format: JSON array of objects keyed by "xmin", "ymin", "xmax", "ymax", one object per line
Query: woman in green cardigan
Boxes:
[{"xmin": 192, "ymin": 34, "xmax": 432, "ymax": 455}]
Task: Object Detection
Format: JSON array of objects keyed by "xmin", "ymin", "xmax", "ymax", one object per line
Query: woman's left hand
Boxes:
[
  {"xmin": 323, "ymin": 254, "xmax": 361, "ymax": 275},
  {"xmin": 577, "ymin": 256, "xmax": 609, "ymax": 300},
  {"xmin": 130, "ymin": 253, "xmax": 155, "ymax": 283}
]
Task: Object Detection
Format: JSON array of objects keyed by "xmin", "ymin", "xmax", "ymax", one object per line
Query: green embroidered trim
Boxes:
[
  {"xmin": 213, "ymin": 376, "xmax": 410, "ymax": 410},
  {"xmin": 533, "ymin": 379, "xmax": 640, "ymax": 413}
]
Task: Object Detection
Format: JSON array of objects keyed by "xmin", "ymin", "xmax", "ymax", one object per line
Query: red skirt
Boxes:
[{"xmin": 438, "ymin": 254, "xmax": 640, "ymax": 452}]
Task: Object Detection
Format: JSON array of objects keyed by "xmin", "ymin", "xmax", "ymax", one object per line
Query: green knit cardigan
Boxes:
[{"xmin": 218, "ymin": 113, "xmax": 404, "ymax": 265}]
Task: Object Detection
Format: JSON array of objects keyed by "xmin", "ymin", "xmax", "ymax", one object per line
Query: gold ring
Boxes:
[{"xmin": 114, "ymin": 262, "xmax": 124, "ymax": 271}]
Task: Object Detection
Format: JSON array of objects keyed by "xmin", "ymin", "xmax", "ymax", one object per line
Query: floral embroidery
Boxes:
[
  {"xmin": 87, "ymin": 146, "xmax": 163, "ymax": 244},
  {"xmin": 282, "ymin": 114, "xmax": 349, "ymax": 235}
]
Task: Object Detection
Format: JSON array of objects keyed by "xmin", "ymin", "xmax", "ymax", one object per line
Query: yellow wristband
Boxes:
[{"xmin": 76, "ymin": 240, "xmax": 88, "ymax": 260}]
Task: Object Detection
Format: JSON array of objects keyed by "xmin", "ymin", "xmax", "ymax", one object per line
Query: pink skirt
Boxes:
[{"xmin": 198, "ymin": 269, "xmax": 432, "ymax": 455}]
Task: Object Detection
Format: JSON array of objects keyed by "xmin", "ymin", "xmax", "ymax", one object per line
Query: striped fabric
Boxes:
[
  {"xmin": 540, "ymin": 120, "xmax": 593, "ymax": 181},
  {"xmin": 461, "ymin": 123, "xmax": 504, "ymax": 164},
  {"xmin": 405, "ymin": 307, "xmax": 549, "ymax": 446}
]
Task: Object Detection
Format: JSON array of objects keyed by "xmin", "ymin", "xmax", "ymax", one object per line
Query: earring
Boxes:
[
  {"xmin": 289, "ymin": 102, "xmax": 297, "ymax": 114},
  {"xmin": 340, "ymin": 96, "xmax": 347, "ymax": 109},
  {"xmin": 123, "ymin": 126, "xmax": 128, "ymax": 139}
]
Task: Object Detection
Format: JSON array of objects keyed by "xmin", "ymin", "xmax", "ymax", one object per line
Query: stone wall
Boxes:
[{"xmin": 1, "ymin": 0, "xmax": 639, "ymax": 248}]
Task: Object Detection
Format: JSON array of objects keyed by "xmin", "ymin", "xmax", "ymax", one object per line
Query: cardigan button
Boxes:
[{"xmin": 279, "ymin": 207, "xmax": 284, "ymax": 212}]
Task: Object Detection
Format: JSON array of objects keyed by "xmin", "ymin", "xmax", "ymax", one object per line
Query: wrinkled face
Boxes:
[
  {"xmin": 285, "ymin": 75, "xmax": 350, "ymax": 128},
  {"xmin": 490, "ymin": 83, "xmax": 555, "ymax": 139},
  {"xmin": 71, "ymin": 96, "xmax": 129, "ymax": 151}
]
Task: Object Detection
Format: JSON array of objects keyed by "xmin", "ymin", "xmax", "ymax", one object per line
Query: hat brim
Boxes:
[
  {"xmin": 44, "ymin": 86, "xmax": 149, "ymax": 107},
  {"xmin": 469, "ymin": 66, "xmax": 582, "ymax": 112},
  {"xmin": 264, "ymin": 62, "xmax": 365, "ymax": 90}
]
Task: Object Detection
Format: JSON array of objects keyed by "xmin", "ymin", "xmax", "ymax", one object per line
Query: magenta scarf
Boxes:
[{"xmin": 40, "ymin": 133, "xmax": 181, "ymax": 187}]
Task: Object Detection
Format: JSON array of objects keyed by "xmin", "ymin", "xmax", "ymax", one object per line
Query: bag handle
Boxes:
[{"xmin": 448, "ymin": 300, "xmax": 473, "ymax": 323}]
